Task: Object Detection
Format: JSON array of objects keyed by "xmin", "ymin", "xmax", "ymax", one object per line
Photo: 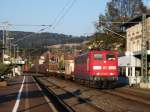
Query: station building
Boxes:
[{"xmin": 119, "ymin": 14, "xmax": 150, "ymax": 86}]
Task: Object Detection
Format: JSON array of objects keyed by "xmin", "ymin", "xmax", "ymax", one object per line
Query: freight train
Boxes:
[{"xmin": 24, "ymin": 50, "xmax": 118, "ymax": 88}]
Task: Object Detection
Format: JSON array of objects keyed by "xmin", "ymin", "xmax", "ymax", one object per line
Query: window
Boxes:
[
  {"xmin": 106, "ymin": 54, "xmax": 116, "ymax": 60},
  {"xmin": 132, "ymin": 32, "xmax": 135, "ymax": 35},
  {"xmin": 94, "ymin": 54, "xmax": 103, "ymax": 60}
]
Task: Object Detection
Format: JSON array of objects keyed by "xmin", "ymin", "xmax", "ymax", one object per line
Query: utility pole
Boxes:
[
  {"xmin": 13, "ymin": 44, "xmax": 17, "ymax": 58},
  {"xmin": 1, "ymin": 21, "xmax": 9, "ymax": 63},
  {"xmin": 2, "ymin": 26, "xmax": 5, "ymax": 63},
  {"xmin": 5, "ymin": 28, "xmax": 9, "ymax": 56},
  {"xmin": 141, "ymin": 14, "xmax": 148, "ymax": 83},
  {"xmin": 9, "ymin": 38, "xmax": 14, "ymax": 58},
  {"xmin": 16, "ymin": 46, "xmax": 19, "ymax": 58}
]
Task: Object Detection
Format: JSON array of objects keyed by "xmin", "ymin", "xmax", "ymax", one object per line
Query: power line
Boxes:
[
  {"xmin": 1, "ymin": 0, "xmax": 76, "ymax": 45},
  {"xmin": 9, "ymin": 24, "xmax": 51, "ymax": 27},
  {"xmin": 53, "ymin": 0, "xmax": 76, "ymax": 29},
  {"xmin": 0, "ymin": 23, "xmax": 52, "ymax": 27},
  {"xmin": 0, "ymin": 1, "xmax": 77, "ymax": 61},
  {"xmin": 2, "ymin": 22, "xmax": 52, "ymax": 44},
  {"xmin": 51, "ymin": 0, "xmax": 71, "ymax": 26},
  {"xmin": 102, "ymin": 26, "xmax": 126, "ymax": 38},
  {"xmin": 99, "ymin": 21, "xmax": 140, "ymax": 24},
  {"xmin": 16, "ymin": 0, "xmax": 77, "ymax": 55},
  {"xmin": 13, "ymin": 25, "xmax": 52, "ymax": 44}
]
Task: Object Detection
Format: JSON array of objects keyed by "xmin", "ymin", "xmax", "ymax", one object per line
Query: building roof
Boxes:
[
  {"xmin": 118, "ymin": 55, "xmax": 141, "ymax": 67},
  {"xmin": 121, "ymin": 14, "xmax": 150, "ymax": 29}
]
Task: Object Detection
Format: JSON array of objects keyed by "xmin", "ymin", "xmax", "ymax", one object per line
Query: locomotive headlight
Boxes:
[
  {"xmin": 93, "ymin": 66, "xmax": 102, "ymax": 70},
  {"xmin": 108, "ymin": 66, "xmax": 116, "ymax": 70},
  {"xmin": 110, "ymin": 73, "xmax": 114, "ymax": 75},
  {"xmin": 97, "ymin": 73, "xmax": 100, "ymax": 76}
]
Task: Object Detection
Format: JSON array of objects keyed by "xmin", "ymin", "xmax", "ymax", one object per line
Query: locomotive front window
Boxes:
[
  {"xmin": 106, "ymin": 54, "xmax": 116, "ymax": 60},
  {"xmin": 94, "ymin": 54, "xmax": 103, "ymax": 60}
]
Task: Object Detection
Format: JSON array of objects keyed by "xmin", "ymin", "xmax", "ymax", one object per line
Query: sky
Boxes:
[
  {"xmin": 0, "ymin": 0, "xmax": 148, "ymax": 36},
  {"xmin": 0, "ymin": 0, "xmax": 110, "ymax": 36}
]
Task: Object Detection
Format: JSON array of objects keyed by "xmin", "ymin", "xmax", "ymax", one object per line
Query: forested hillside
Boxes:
[{"xmin": 0, "ymin": 31, "xmax": 87, "ymax": 49}]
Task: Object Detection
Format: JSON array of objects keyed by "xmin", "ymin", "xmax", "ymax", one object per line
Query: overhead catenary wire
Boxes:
[
  {"xmin": 1, "ymin": 24, "xmax": 52, "ymax": 45},
  {"xmin": 0, "ymin": 23, "xmax": 51, "ymax": 27},
  {"xmin": 14, "ymin": 0, "xmax": 76, "ymax": 43},
  {"xmin": 21, "ymin": 0, "xmax": 77, "ymax": 54},
  {"xmin": 5, "ymin": 24, "xmax": 52, "ymax": 44},
  {"xmin": 52, "ymin": 0, "xmax": 76, "ymax": 29},
  {"xmin": 98, "ymin": 20, "xmax": 132, "ymax": 38},
  {"xmin": 102, "ymin": 26, "xmax": 126, "ymax": 38},
  {"xmin": 0, "ymin": 0, "xmax": 76, "ymax": 45},
  {"xmin": 99, "ymin": 21, "xmax": 140, "ymax": 24},
  {"xmin": 9, "ymin": 24, "xmax": 51, "ymax": 27},
  {"xmin": 0, "ymin": 0, "xmax": 78, "ymax": 62},
  {"xmin": 0, "ymin": 1, "xmax": 71, "ymax": 43},
  {"xmin": 51, "ymin": 0, "xmax": 72, "ymax": 26},
  {"xmin": 13, "ymin": 25, "xmax": 52, "ymax": 44}
]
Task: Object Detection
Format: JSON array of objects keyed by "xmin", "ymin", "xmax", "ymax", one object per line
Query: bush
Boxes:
[{"xmin": 0, "ymin": 63, "xmax": 13, "ymax": 81}]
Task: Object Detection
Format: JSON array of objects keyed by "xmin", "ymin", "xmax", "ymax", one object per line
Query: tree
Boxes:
[
  {"xmin": 97, "ymin": 0, "xmax": 146, "ymax": 31},
  {"xmin": 87, "ymin": 32, "xmax": 126, "ymax": 52},
  {"xmin": 91, "ymin": 0, "xmax": 146, "ymax": 52},
  {"xmin": 0, "ymin": 63, "xmax": 13, "ymax": 81}
]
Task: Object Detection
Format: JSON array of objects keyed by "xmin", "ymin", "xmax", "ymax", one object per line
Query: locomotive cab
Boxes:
[{"xmin": 89, "ymin": 51, "xmax": 118, "ymax": 80}]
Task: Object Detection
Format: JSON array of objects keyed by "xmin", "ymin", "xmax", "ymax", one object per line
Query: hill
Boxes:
[{"xmin": 0, "ymin": 31, "xmax": 87, "ymax": 49}]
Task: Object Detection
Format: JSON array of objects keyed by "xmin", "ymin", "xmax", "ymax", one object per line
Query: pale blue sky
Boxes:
[
  {"xmin": 0, "ymin": 0, "xmax": 110, "ymax": 36},
  {"xmin": 0, "ymin": 0, "xmax": 147, "ymax": 36}
]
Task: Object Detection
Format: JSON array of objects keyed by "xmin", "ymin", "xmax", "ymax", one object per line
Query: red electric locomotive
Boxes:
[{"xmin": 74, "ymin": 50, "xmax": 118, "ymax": 88}]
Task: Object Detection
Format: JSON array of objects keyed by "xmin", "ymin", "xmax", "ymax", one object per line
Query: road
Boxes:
[{"xmin": 0, "ymin": 74, "xmax": 57, "ymax": 112}]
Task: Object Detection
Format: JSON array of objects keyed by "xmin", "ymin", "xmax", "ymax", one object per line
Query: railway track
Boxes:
[
  {"xmin": 34, "ymin": 75, "xmax": 150, "ymax": 112},
  {"xmin": 33, "ymin": 76, "xmax": 74, "ymax": 112},
  {"xmin": 55, "ymin": 76, "xmax": 150, "ymax": 106},
  {"xmin": 101, "ymin": 89, "xmax": 150, "ymax": 106},
  {"xmin": 73, "ymin": 78, "xmax": 150, "ymax": 106},
  {"xmin": 44, "ymin": 77, "xmax": 150, "ymax": 112},
  {"xmin": 48, "ymin": 79, "xmax": 106, "ymax": 112},
  {"xmin": 37, "ymin": 76, "xmax": 105, "ymax": 112}
]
